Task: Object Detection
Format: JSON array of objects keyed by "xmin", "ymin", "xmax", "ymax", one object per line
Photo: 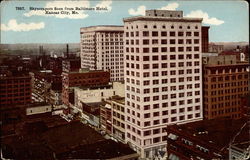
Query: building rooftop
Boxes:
[
  {"xmin": 123, "ymin": 15, "xmax": 202, "ymax": 22},
  {"xmin": 168, "ymin": 117, "xmax": 250, "ymax": 153},
  {"xmin": 108, "ymin": 95, "xmax": 125, "ymax": 105},
  {"xmin": 1, "ymin": 119, "xmax": 137, "ymax": 159},
  {"xmin": 80, "ymin": 25, "xmax": 124, "ymax": 32}
]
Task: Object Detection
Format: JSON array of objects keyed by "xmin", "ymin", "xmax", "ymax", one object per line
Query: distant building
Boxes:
[
  {"xmin": 203, "ymin": 55, "xmax": 249, "ymax": 119},
  {"xmin": 47, "ymin": 57, "xmax": 63, "ymax": 74},
  {"xmin": 124, "ymin": 9, "xmax": 203, "ymax": 158},
  {"xmin": 30, "ymin": 70, "xmax": 62, "ymax": 103},
  {"xmin": 100, "ymin": 96, "xmax": 126, "ymax": 143},
  {"xmin": 0, "ymin": 73, "xmax": 31, "ymax": 107},
  {"xmin": 80, "ymin": 25, "xmax": 124, "ymax": 81},
  {"xmin": 209, "ymin": 43, "xmax": 224, "ymax": 53},
  {"xmin": 62, "ymin": 68, "xmax": 110, "ymax": 106},
  {"xmin": 220, "ymin": 51, "xmax": 247, "ymax": 62},
  {"xmin": 62, "ymin": 58, "xmax": 81, "ymax": 73},
  {"xmin": 166, "ymin": 117, "xmax": 249, "ymax": 160}
]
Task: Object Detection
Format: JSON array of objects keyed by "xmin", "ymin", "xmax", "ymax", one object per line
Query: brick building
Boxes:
[
  {"xmin": 100, "ymin": 96, "xmax": 126, "ymax": 143},
  {"xmin": 62, "ymin": 68, "xmax": 110, "ymax": 106},
  {"xmin": 203, "ymin": 55, "xmax": 249, "ymax": 119},
  {"xmin": 0, "ymin": 74, "xmax": 31, "ymax": 107},
  {"xmin": 201, "ymin": 26, "xmax": 210, "ymax": 53},
  {"xmin": 166, "ymin": 117, "xmax": 249, "ymax": 160}
]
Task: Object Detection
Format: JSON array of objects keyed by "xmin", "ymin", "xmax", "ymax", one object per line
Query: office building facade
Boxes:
[
  {"xmin": 80, "ymin": 26, "xmax": 124, "ymax": 81},
  {"xmin": 123, "ymin": 10, "xmax": 204, "ymax": 158}
]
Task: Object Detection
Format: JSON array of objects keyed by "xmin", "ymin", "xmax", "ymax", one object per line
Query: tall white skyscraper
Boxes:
[
  {"xmin": 123, "ymin": 10, "xmax": 203, "ymax": 158},
  {"xmin": 80, "ymin": 26, "xmax": 124, "ymax": 81}
]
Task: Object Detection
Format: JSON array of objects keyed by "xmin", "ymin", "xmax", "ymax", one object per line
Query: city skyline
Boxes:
[{"xmin": 1, "ymin": 0, "xmax": 249, "ymax": 44}]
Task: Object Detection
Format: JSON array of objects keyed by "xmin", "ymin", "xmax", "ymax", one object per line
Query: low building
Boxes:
[
  {"xmin": 1, "ymin": 119, "xmax": 139, "ymax": 160},
  {"xmin": 74, "ymin": 81, "xmax": 124, "ymax": 104},
  {"xmin": 26, "ymin": 103, "xmax": 52, "ymax": 116},
  {"xmin": 81, "ymin": 102, "xmax": 103, "ymax": 127},
  {"xmin": 209, "ymin": 43, "xmax": 224, "ymax": 53},
  {"xmin": 166, "ymin": 117, "xmax": 249, "ymax": 160},
  {"xmin": 62, "ymin": 68, "xmax": 110, "ymax": 106},
  {"xmin": 100, "ymin": 96, "xmax": 126, "ymax": 143}
]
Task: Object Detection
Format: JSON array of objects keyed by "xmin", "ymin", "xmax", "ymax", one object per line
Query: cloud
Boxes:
[
  {"xmin": 128, "ymin": 5, "xmax": 146, "ymax": 16},
  {"xmin": 1, "ymin": 19, "xmax": 45, "ymax": 32},
  {"xmin": 24, "ymin": 1, "xmax": 89, "ymax": 19},
  {"xmin": 159, "ymin": 2, "xmax": 179, "ymax": 10},
  {"xmin": 186, "ymin": 10, "xmax": 224, "ymax": 25},
  {"xmin": 95, "ymin": 0, "xmax": 112, "ymax": 12}
]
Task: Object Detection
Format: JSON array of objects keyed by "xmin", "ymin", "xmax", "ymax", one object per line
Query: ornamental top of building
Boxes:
[
  {"xmin": 80, "ymin": 25, "xmax": 124, "ymax": 33},
  {"xmin": 124, "ymin": 10, "xmax": 202, "ymax": 23},
  {"xmin": 146, "ymin": 10, "xmax": 183, "ymax": 18}
]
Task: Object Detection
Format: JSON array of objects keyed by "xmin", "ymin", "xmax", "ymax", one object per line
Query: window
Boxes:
[
  {"xmin": 144, "ymin": 89, "xmax": 150, "ymax": 94},
  {"xmin": 153, "ymin": 112, "xmax": 159, "ymax": 117},
  {"xmin": 152, "ymin": 39, "xmax": 158, "ymax": 44},
  {"xmin": 152, "ymin": 31, "xmax": 158, "ymax": 37},
  {"xmin": 144, "ymin": 121, "xmax": 150, "ymax": 127},
  {"xmin": 178, "ymin": 55, "xmax": 184, "ymax": 59},
  {"xmin": 143, "ymin": 64, "xmax": 150, "ymax": 69},
  {"xmin": 170, "ymin": 32, "xmax": 175, "ymax": 36},
  {"xmin": 161, "ymin": 32, "xmax": 167, "ymax": 36},
  {"xmin": 186, "ymin": 32, "xmax": 191, "ymax": 36},
  {"xmin": 161, "ymin": 47, "xmax": 167, "ymax": 52},
  {"xmin": 162, "ymin": 71, "xmax": 168, "ymax": 76},
  {"xmin": 170, "ymin": 55, "xmax": 176, "ymax": 60},
  {"xmin": 161, "ymin": 40, "xmax": 167, "ymax": 44},
  {"xmin": 194, "ymin": 32, "xmax": 199, "ymax": 36},
  {"xmin": 170, "ymin": 39, "xmax": 176, "ymax": 44},
  {"xmin": 194, "ymin": 47, "xmax": 199, "ymax": 51},
  {"xmin": 143, "ymin": 80, "xmax": 150, "ymax": 85},
  {"xmin": 170, "ymin": 47, "xmax": 176, "ymax": 52},
  {"xmin": 153, "ymin": 64, "xmax": 159, "ymax": 69},
  {"xmin": 143, "ymin": 48, "xmax": 149, "ymax": 53},
  {"xmin": 143, "ymin": 39, "xmax": 149, "ymax": 45},
  {"xmin": 178, "ymin": 47, "xmax": 184, "ymax": 52},
  {"xmin": 143, "ymin": 56, "xmax": 150, "ymax": 61},
  {"xmin": 171, "ymin": 117, "xmax": 177, "ymax": 122},
  {"xmin": 143, "ymin": 31, "xmax": 149, "ymax": 36},
  {"xmin": 162, "ymin": 110, "xmax": 168, "ymax": 115},
  {"xmin": 178, "ymin": 32, "xmax": 184, "ymax": 36},
  {"xmin": 152, "ymin": 47, "xmax": 159, "ymax": 53},
  {"xmin": 161, "ymin": 55, "xmax": 167, "ymax": 60},
  {"xmin": 194, "ymin": 39, "xmax": 199, "ymax": 44},
  {"xmin": 153, "ymin": 80, "xmax": 159, "ymax": 84},
  {"xmin": 152, "ymin": 56, "xmax": 158, "ymax": 60},
  {"xmin": 178, "ymin": 39, "xmax": 184, "ymax": 44}
]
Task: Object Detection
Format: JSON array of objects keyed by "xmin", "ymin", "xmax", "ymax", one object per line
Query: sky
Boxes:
[{"xmin": 0, "ymin": 0, "xmax": 249, "ymax": 44}]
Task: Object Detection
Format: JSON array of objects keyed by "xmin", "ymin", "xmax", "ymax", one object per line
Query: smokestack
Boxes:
[{"xmin": 66, "ymin": 44, "xmax": 69, "ymax": 58}]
